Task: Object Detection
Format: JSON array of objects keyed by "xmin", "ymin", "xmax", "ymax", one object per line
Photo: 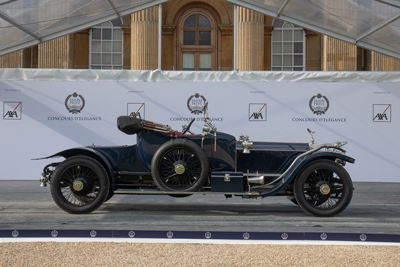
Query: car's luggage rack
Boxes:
[{"xmin": 142, "ymin": 120, "xmax": 175, "ymax": 134}]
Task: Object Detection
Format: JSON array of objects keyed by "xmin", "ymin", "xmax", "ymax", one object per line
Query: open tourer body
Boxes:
[{"xmin": 38, "ymin": 103, "xmax": 355, "ymax": 216}]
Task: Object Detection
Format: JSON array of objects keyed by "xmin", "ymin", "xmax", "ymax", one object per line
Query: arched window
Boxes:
[
  {"xmin": 90, "ymin": 19, "xmax": 123, "ymax": 69},
  {"xmin": 176, "ymin": 8, "xmax": 218, "ymax": 71},
  {"xmin": 271, "ymin": 19, "xmax": 305, "ymax": 71}
]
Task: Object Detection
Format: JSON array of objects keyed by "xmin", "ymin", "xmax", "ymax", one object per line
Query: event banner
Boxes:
[{"xmin": 1, "ymin": 73, "xmax": 399, "ymax": 182}]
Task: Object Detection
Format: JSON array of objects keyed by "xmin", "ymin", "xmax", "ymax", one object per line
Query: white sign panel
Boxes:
[{"xmin": 1, "ymin": 76, "xmax": 399, "ymax": 183}]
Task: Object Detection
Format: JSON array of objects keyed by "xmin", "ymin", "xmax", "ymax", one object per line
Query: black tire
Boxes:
[
  {"xmin": 50, "ymin": 156, "xmax": 110, "ymax": 214},
  {"xmin": 294, "ymin": 159, "xmax": 353, "ymax": 217},
  {"xmin": 151, "ymin": 139, "xmax": 209, "ymax": 192}
]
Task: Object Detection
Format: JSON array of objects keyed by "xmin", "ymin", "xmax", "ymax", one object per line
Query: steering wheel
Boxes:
[{"xmin": 182, "ymin": 118, "xmax": 195, "ymax": 135}]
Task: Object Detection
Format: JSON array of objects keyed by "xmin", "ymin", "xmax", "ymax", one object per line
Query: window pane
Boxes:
[
  {"xmin": 272, "ymin": 42, "xmax": 282, "ymax": 53},
  {"xmin": 283, "ymin": 31, "xmax": 292, "ymax": 41},
  {"xmin": 294, "ymin": 30, "xmax": 303, "ymax": 41},
  {"xmin": 184, "ymin": 31, "xmax": 195, "ymax": 45},
  {"xmin": 92, "ymin": 29, "xmax": 101, "ymax": 39},
  {"xmin": 113, "ymin": 29, "xmax": 123, "ymax": 40},
  {"xmin": 294, "ymin": 42, "xmax": 303, "ymax": 53},
  {"xmin": 113, "ymin": 66, "xmax": 123, "ymax": 70},
  {"xmin": 111, "ymin": 19, "xmax": 121, "ymax": 27},
  {"xmin": 283, "ymin": 23, "xmax": 293, "ymax": 28},
  {"xmin": 113, "ymin": 41, "xmax": 122, "ymax": 52},
  {"xmin": 283, "ymin": 43, "xmax": 292, "ymax": 53},
  {"xmin": 92, "ymin": 41, "xmax": 101, "ymax": 52},
  {"xmin": 294, "ymin": 55, "xmax": 303, "ymax": 66},
  {"xmin": 272, "ymin": 67, "xmax": 281, "ymax": 71},
  {"xmin": 113, "ymin": 54, "xmax": 122, "ymax": 65},
  {"xmin": 102, "ymin": 22, "xmax": 112, "ymax": 27},
  {"xmin": 102, "ymin": 41, "xmax": 111, "ymax": 52},
  {"xmin": 102, "ymin": 29, "xmax": 111, "ymax": 40},
  {"xmin": 283, "ymin": 67, "xmax": 293, "ymax": 71},
  {"xmin": 273, "ymin": 19, "xmax": 284, "ymax": 28},
  {"xmin": 283, "ymin": 55, "xmax": 292, "ymax": 66},
  {"xmin": 199, "ymin": 15, "xmax": 211, "ymax": 28},
  {"xmin": 293, "ymin": 67, "xmax": 303, "ymax": 71},
  {"xmin": 91, "ymin": 66, "xmax": 101, "ymax": 69},
  {"xmin": 272, "ymin": 31, "xmax": 282, "ymax": 41},
  {"xmin": 199, "ymin": 31, "xmax": 211, "ymax": 45},
  {"xmin": 183, "ymin": 53, "xmax": 195, "ymax": 70},
  {"xmin": 102, "ymin": 54, "xmax": 111, "ymax": 64},
  {"xmin": 200, "ymin": 53, "xmax": 211, "ymax": 70},
  {"xmin": 272, "ymin": 55, "xmax": 282, "ymax": 66},
  {"xmin": 102, "ymin": 66, "xmax": 112, "ymax": 69},
  {"xmin": 91, "ymin": 53, "xmax": 100, "ymax": 64},
  {"xmin": 184, "ymin": 15, "xmax": 196, "ymax": 28}
]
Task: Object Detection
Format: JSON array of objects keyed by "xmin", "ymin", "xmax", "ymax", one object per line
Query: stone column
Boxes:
[
  {"xmin": 131, "ymin": 6, "xmax": 159, "ymax": 70},
  {"xmin": 236, "ymin": 7, "xmax": 264, "ymax": 71}
]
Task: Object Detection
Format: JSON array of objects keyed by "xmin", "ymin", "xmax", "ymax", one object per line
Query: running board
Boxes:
[{"xmin": 113, "ymin": 189, "xmax": 260, "ymax": 197}]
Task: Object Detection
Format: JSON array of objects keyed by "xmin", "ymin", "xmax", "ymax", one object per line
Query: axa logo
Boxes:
[
  {"xmin": 309, "ymin": 94, "xmax": 329, "ymax": 115},
  {"xmin": 187, "ymin": 93, "xmax": 207, "ymax": 115},
  {"xmin": 373, "ymin": 104, "xmax": 391, "ymax": 122},
  {"xmin": 65, "ymin": 92, "xmax": 85, "ymax": 114},
  {"xmin": 249, "ymin": 103, "xmax": 267, "ymax": 121},
  {"xmin": 127, "ymin": 103, "xmax": 145, "ymax": 119},
  {"xmin": 3, "ymin": 102, "xmax": 22, "ymax": 120}
]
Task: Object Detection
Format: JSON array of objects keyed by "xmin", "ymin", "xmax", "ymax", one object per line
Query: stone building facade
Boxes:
[{"xmin": 1, "ymin": 1, "xmax": 399, "ymax": 71}]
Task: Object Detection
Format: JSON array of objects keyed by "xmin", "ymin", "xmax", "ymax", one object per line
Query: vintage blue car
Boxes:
[{"xmin": 38, "ymin": 102, "xmax": 355, "ymax": 216}]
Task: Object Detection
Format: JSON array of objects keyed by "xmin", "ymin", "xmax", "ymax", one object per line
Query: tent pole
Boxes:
[
  {"xmin": 234, "ymin": 5, "xmax": 237, "ymax": 71},
  {"xmin": 158, "ymin": 4, "xmax": 162, "ymax": 70}
]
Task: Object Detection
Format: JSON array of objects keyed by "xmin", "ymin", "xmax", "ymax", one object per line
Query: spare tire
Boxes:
[{"xmin": 151, "ymin": 139, "xmax": 209, "ymax": 192}]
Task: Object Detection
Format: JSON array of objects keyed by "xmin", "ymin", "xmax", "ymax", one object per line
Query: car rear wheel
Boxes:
[
  {"xmin": 50, "ymin": 156, "xmax": 109, "ymax": 214},
  {"xmin": 294, "ymin": 159, "xmax": 353, "ymax": 217},
  {"xmin": 151, "ymin": 139, "xmax": 209, "ymax": 192}
]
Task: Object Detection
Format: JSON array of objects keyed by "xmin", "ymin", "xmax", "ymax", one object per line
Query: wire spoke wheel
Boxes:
[
  {"xmin": 152, "ymin": 139, "xmax": 209, "ymax": 192},
  {"xmin": 50, "ymin": 156, "xmax": 109, "ymax": 214},
  {"xmin": 294, "ymin": 159, "xmax": 353, "ymax": 217},
  {"xmin": 159, "ymin": 147, "xmax": 201, "ymax": 190},
  {"xmin": 59, "ymin": 164, "xmax": 100, "ymax": 206}
]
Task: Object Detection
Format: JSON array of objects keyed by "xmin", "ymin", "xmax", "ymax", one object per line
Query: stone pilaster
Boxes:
[
  {"xmin": 236, "ymin": 7, "xmax": 264, "ymax": 71},
  {"xmin": 131, "ymin": 6, "xmax": 159, "ymax": 70}
]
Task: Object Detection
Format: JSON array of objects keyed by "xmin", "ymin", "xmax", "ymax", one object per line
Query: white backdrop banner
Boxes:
[{"xmin": 1, "ymin": 69, "xmax": 399, "ymax": 182}]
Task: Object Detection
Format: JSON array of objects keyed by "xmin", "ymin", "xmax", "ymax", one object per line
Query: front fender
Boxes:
[{"xmin": 259, "ymin": 151, "xmax": 355, "ymax": 197}]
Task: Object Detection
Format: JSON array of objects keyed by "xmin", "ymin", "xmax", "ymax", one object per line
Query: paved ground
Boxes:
[{"xmin": 0, "ymin": 181, "xmax": 399, "ymax": 234}]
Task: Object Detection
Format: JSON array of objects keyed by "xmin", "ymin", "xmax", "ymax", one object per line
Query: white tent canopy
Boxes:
[{"xmin": 0, "ymin": 0, "xmax": 400, "ymax": 59}]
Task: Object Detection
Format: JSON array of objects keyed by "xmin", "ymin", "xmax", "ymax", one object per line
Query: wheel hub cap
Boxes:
[
  {"xmin": 73, "ymin": 180, "xmax": 84, "ymax": 191},
  {"xmin": 320, "ymin": 184, "xmax": 331, "ymax": 195},
  {"xmin": 175, "ymin": 164, "xmax": 185, "ymax": 175}
]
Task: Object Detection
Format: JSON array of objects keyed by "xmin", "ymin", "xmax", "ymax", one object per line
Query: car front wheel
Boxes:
[{"xmin": 294, "ymin": 159, "xmax": 353, "ymax": 217}]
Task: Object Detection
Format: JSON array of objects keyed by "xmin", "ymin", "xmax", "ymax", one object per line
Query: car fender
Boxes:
[
  {"xmin": 36, "ymin": 147, "xmax": 116, "ymax": 193},
  {"xmin": 259, "ymin": 151, "xmax": 355, "ymax": 197}
]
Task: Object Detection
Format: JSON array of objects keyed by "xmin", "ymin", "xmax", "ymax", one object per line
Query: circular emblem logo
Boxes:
[
  {"xmin": 320, "ymin": 233, "xmax": 328, "ymax": 240},
  {"xmin": 128, "ymin": 231, "xmax": 136, "ymax": 238},
  {"xmin": 166, "ymin": 231, "xmax": 174, "ymax": 238},
  {"xmin": 65, "ymin": 92, "xmax": 85, "ymax": 114},
  {"xmin": 281, "ymin": 233, "xmax": 289, "ymax": 240},
  {"xmin": 309, "ymin": 93, "xmax": 329, "ymax": 115},
  {"xmin": 187, "ymin": 93, "xmax": 207, "ymax": 115},
  {"xmin": 205, "ymin": 232, "xmax": 212, "ymax": 239},
  {"xmin": 360, "ymin": 234, "xmax": 367, "ymax": 242},
  {"xmin": 51, "ymin": 230, "xmax": 58, "ymax": 237},
  {"xmin": 12, "ymin": 230, "xmax": 19, "ymax": 238},
  {"xmin": 90, "ymin": 230, "xmax": 97, "ymax": 238},
  {"xmin": 243, "ymin": 232, "xmax": 250, "ymax": 240}
]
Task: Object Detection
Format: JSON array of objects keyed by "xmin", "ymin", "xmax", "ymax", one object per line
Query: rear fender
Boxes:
[
  {"xmin": 259, "ymin": 151, "xmax": 355, "ymax": 197},
  {"xmin": 37, "ymin": 148, "xmax": 116, "ymax": 194}
]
